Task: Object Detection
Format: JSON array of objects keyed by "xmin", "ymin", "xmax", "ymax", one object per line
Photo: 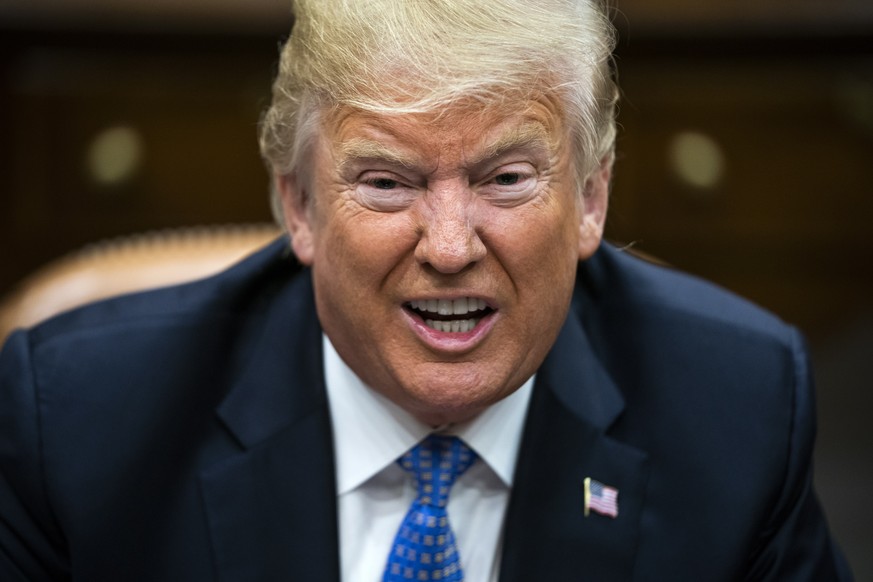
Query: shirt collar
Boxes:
[{"xmin": 323, "ymin": 335, "xmax": 533, "ymax": 495}]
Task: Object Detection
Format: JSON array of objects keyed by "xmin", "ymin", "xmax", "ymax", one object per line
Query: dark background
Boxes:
[{"xmin": 1, "ymin": 0, "xmax": 871, "ymax": 575}]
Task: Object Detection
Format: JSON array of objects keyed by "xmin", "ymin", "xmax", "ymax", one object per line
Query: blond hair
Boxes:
[{"xmin": 259, "ymin": 0, "xmax": 618, "ymax": 222}]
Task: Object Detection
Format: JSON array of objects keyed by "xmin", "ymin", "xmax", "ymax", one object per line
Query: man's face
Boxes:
[{"xmin": 279, "ymin": 97, "xmax": 609, "ymax": 426}]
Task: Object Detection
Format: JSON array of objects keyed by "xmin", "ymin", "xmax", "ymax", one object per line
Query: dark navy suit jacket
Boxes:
[{"xmin": 0, "ymin": 239, "xmax": 851, "ymax": 580}]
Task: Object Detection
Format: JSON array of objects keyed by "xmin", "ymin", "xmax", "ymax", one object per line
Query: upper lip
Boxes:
[{"xmin": 405, "ymin": 296, "xmax": 493, "ymax": 317}]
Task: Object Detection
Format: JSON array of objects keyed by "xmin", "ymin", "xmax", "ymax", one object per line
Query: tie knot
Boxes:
[{"xmin": 398, "ymin": 435, "xmax": 477, "ymax": 508}]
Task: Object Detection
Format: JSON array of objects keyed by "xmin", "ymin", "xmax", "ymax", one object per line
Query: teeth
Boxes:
[
  {"xmin": 411, "ymin": 297, "xmax": 487, "ymax": 316},
  {"xmin": 425, "ymin": 318, "xmax": 480, "ymax": 333}
]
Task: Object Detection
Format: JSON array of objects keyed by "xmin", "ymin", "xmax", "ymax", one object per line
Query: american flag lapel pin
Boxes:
[{"xmin": 584, "ymin": 477, "xmax": 619, "ymax": 518}]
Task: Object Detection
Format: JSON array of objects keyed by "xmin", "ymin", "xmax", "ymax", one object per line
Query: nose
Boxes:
[{"xmin": 415, "ymin": 184, "xmax": 487, "ymax": 274}]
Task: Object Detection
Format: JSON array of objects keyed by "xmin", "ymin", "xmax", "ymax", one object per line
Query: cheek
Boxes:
[
  {"xmin": 483, "ymin": 201, "xmax": 580, "ymax": 328},
  {"xmin": 486, "ymin": 198, "xmax": 580, "ymax": 271},
  {"xmin": 316, "ymin": 206, "xmax": 419, "ymax": 279}
]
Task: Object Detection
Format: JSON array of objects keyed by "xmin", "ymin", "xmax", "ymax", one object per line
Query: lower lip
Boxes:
[{"xmin": 402, "ymin": 308, "xmax": 497, "ymax": 353}]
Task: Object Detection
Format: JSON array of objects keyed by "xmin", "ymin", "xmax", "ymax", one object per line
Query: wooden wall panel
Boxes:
[
  {"xmin": 0, "ymin": 35, "xmax": 278, "ymax": 294},
  {"xmin": 607, "ymin": 54, "xmax": 873, "ymax": 341}
]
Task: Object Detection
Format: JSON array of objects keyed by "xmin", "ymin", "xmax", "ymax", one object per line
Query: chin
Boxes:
[
  {"xmin": 403, "ymin": 378, "xmax": 508, "ymax": 425},
  {"xmin": 411, "ymin": 403, "xmax": 487, "ymax": 428}
]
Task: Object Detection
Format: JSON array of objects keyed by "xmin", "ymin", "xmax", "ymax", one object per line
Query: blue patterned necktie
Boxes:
[{"xmin": 383, "ymin": 435, "xmax": 478, "ymax": 582}]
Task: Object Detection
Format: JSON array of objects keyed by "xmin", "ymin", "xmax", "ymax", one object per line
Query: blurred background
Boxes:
[{"xmin": 1, "ymin": 0, "xmax": 871, "ymax": 575}]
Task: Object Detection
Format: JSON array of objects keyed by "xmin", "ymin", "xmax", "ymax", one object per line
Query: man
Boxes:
[{"xmin": 0, "ymin": 0, "xmax": 851, "ymax": 580}]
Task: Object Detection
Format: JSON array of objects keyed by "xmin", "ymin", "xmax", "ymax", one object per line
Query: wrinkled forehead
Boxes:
[{"xmin": 319, "ymin": 92, "xmax": 569, "ymax": 164}]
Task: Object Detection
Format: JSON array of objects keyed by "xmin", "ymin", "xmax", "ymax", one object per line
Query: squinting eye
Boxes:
[
  {"xmin": 493, "ymin": 173, "xmax": 520, "ymax": 186},
  {"xmin": 371, "ymin": 178, "xmax": 398, "ymax": 190}
]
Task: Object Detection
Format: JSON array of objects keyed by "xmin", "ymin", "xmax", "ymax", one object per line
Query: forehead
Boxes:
[{"xmin": 322, "ymin": 96, "xmax": 567, "ymax": 164}]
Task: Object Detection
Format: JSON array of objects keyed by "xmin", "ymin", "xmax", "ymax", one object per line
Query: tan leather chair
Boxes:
[{"xmin": 0, "ymin": 224, "xmax": 281, "ymax": 342}]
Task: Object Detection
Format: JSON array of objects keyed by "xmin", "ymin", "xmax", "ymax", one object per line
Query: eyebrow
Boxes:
[
  {"xmin": 335, "ymin": 121, "xmax": 554, "ymax": 170},
  {"xmin": 475, "ymin": 122, "xmax": 553, "ymax": 165},
  {"xmin": 337, "ymin": 139, "xmax": 418, "ymax": 169}
]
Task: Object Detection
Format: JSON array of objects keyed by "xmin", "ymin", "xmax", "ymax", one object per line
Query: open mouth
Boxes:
[{"xmin": 405, "ymin": 297, "xmax": 495, "ymax": 333}]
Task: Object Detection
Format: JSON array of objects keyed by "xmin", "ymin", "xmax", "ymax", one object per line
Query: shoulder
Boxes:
[
  {"xmin": 577, "ymin": 243, "xmax": 795, "ymax": 347},
  {"xmin": 0, "ymin": 235, "xmax": 317, "ymax": 489},
  {"xmin": 574, "ymin": 246, "xmax": 852, "ymax": 579},
  {"xmin": 24, "ymin": 237, "xmax": 303, "ymax": 348},
  {"xmin": 1, "ymin": 237, "xmax": 313, "ymax": 408},
  {"xmin": 575, "ymin": 242, "xmax": 810, "ymax": 463}
]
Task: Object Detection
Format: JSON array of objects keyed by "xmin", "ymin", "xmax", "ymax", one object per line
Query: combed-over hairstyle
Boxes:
[{"xmin": 259, "ymin": 0, "xmax": 618, "ymax": 223}]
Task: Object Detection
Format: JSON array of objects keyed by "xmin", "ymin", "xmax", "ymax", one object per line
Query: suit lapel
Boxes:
[
  {"xmin": 499, "ymin": 305, "xmax": 650, "ymax": 582},
  {"xmin": 199, "ymin": 271, "xmax": 341, "ymax": 582}
]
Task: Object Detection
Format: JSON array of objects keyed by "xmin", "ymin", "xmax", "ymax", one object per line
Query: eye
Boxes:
[
  {"xmin": 355, "ymin": 172, "xmax": 419, "ymax": 212},
  {"xmin": 493, "ymin": 172, "xmax": 520, "ymax": 186},
  {"xmin": 370, "ymin": 177, "xmax": 399, "ymax": 190},
  {"xmin": 478, "ymin": 164, "xmax": 539, "ymax": 207}
]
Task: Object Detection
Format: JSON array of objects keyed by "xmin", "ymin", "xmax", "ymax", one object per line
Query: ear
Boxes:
[
  {"xmin": 276, "ymin": 173, "xmax": 315, "ymax": 265},
  {"xmin": 577, "ymin": 154, "xmax": 612, "ymax": 261}
]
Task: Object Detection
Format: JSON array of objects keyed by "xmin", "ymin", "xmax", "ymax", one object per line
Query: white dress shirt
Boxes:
[{"xmin": 323, "ymin": 335, "xmax": 533, "ymax": 582}]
